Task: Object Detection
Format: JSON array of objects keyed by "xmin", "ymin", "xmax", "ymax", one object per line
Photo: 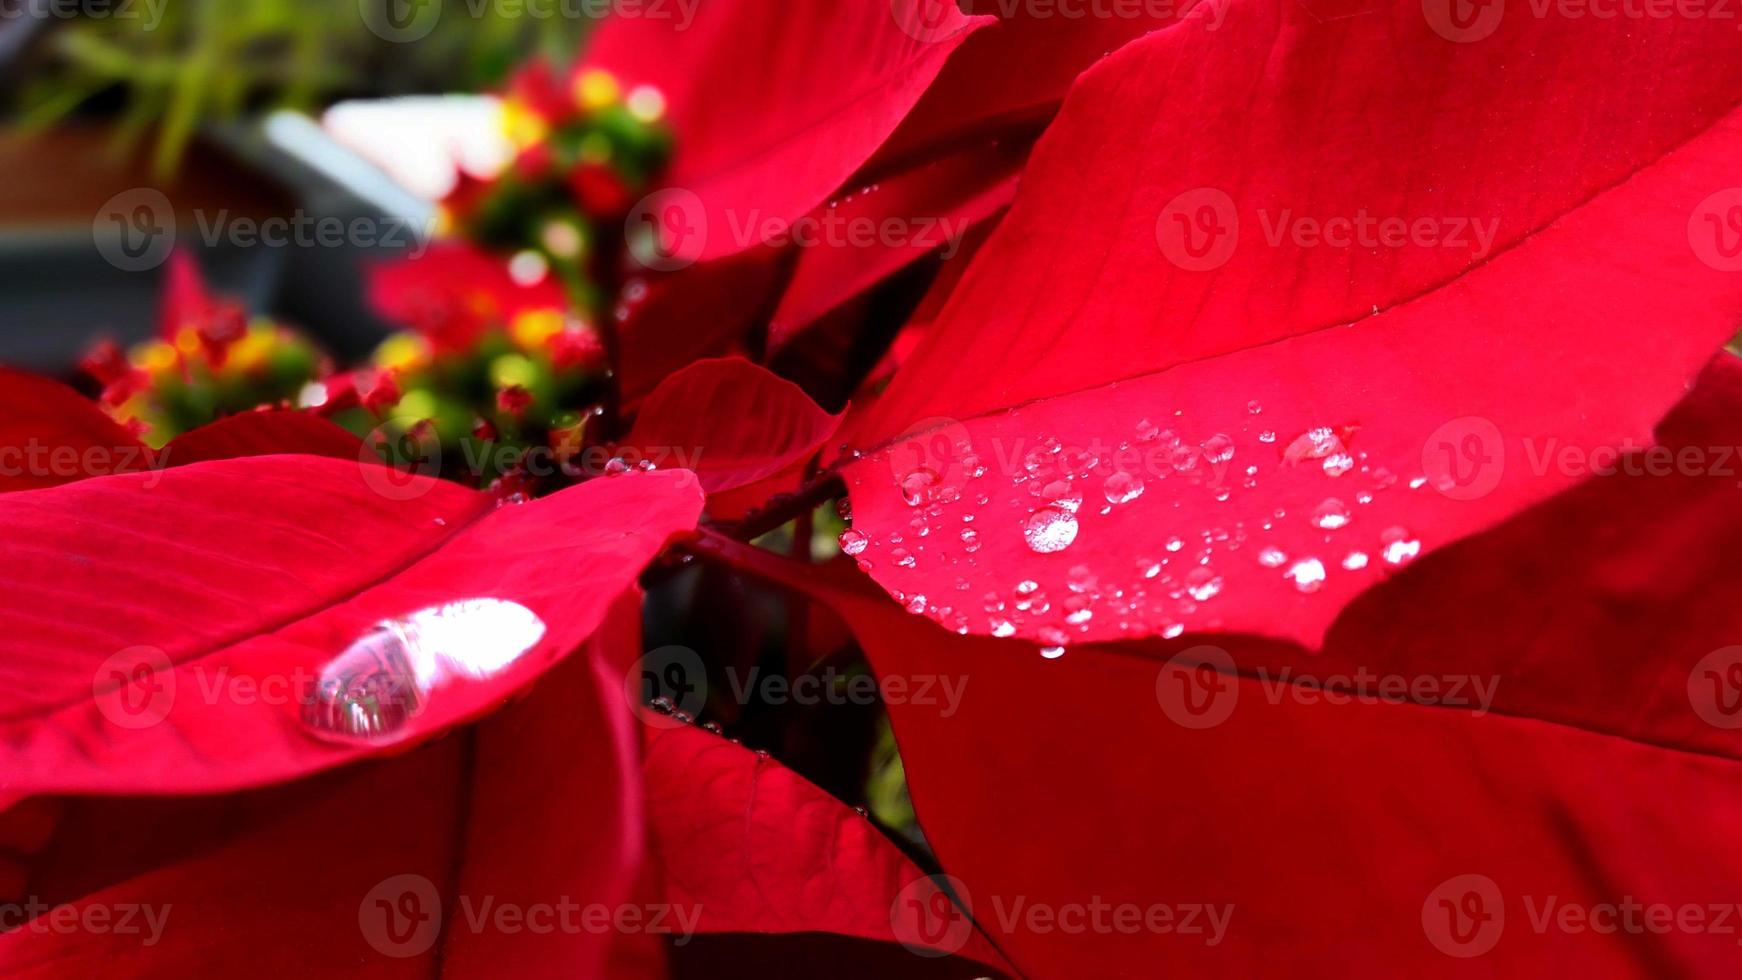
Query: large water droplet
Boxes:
[
  {"xmin": 1023, "ymin": 507, "xmax": 1079, "ymax": 554},
  {"xmin": 1200, "ymin": 433, "xmax": 1236, "ymax": 465},
  {"xmin": 900, "ymin": 468, "xmax": 939, "ymax": 506},
  {"xmin": 1380, "ymin": 528, "xmax": 1421, "ymax": 566},
  {"xmin": 1284, "ymin": 558, "xmax": 1327, "ymax": 594},
  {"xmin": 1311, "ymin": 498, "xmax": 1351, "ymax": 530},
  {"xmin": 1102, "ymin": 471, "xmax": 1144, "ymax": 504},
  {"xmin": 305, "ymin": 599, "xmax": 545, "ymax": 743},
  {"xmin": 838, "ymin": 528, "xmax": 869, "ymax": 556}
]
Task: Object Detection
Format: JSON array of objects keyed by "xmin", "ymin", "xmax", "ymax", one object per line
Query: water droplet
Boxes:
[
  {"xmin": 1162, "ymin": 623, "xmax": 1186, "ymax": 639},
  {"xmin": 839, "ymin": 529, "xmax": 869, "ymax": 556},
  {"xmin": 1408, "ymin": 476, "xmax": 1429, "ymax": 490},
  {"xmin": 1135, "ymin": 418, "xmax": 1162, "ymax": 442},
  {"xmin": 1322, "ymin": 453, "xmax": 1355, "ymax": 477},
  {"xmin": 1380, "ymin": 528, "xmax": 1421, "ymax": 566},
  {"xmin": 1170, "ymin": 445, "xmax": 1200, "ymax": 473},
  {"xmin": 1016, "ymin": 580, "xmax": 1040, "ymax": 595},
  {"xmin": 1102, "ymin": 471, "xmax": 1144, "ymax": 504},
  {"xmin": 959, "ymin": 527, "xmax": 982, "ymax": 552},
  {"xmin": 1258, "ymin": 546, "xmax": 1289, "ymax": 568},
  {"xmin": 1201, "ymin": 434, "xmax": 1235, "ymax": 464},
  {"xmin": 1247, "ymin": 401, "xmax": 1263, "ymax": 414},
  {"xmin": 906, "ymin": 595, "xmax": 928, "ymax": 614},
  {"xmin": 1023, "ymin": 507, "xmax": 1079, "ymax": 554},
  {"xmin": 1165, "ymin": 537, "xmax": 1184, "ymax": 553},
  {"xmin": 1311, "ymin": 498, "xmax": 1351, "ymax": 530},
  {"xmin": 1185, "ymin": 567, "xmax": 1223, "ymax": 601},
  {"xmin": 1258, "ymin": 430, "xmax": 1277, "ymax": 444},
  {"xmin": 893, "ymin": 548, "xmax": 916, "ymax": 568},
  {"xmin": 900, "ymin": 468, "xmax": 939, "ymax": 506},
  {"xmin": 1341, "ymin": 551, "xmax": 1370, "ymax": 571},
  {"xmin": 305, "ymin": 599, "xmax": 545, "ymax": 743},
  {"xmin": 1040, "ymin": 646, "xmax": 1066, "ymax": 660},
  {"xmin": 1284, "ymin": 558, "xmax": 1327, "ymax": 594},
  {"xmin": 991, "ymin": 618, "xmax": 1016, "ymax": 638}
]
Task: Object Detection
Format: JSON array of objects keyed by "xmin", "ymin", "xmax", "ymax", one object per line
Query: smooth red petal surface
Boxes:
[
  {"xmin": 767, "ymin": 137, "xmax": 1023, "ymax": 348},
  {"xmin": 0, "ymin": 369, "xmax": 149, "ymax": 491},
  {"xmin": 707, "ymin": 358, "xmax": 1742, "ymax": 976},
  {"xmin": 0, "ymin": 596, "xmax": 660, "ymax": 979},
  {"xmin": 642, "ymin": 720, "xmax": 1010, "ymax": 976},
  {"xmin": 617, "ymin": 248, "xmax": 789, "ymax": 404},
  {"xmin": 0, "ymin": 459, "xmax": 701, "ymax": 797},
  {"xmin": 622, "ymin": 357, "xmax": 841, "ymax": 495},
  {"xmin": 161, "ymin": 411, "xmax": 368, "ymax": 466},
  {"xmin": 439, "ymin": 590, "xmax": 668, "ymax": 979},
  {"xmin": 870, "ymin": 0, "xmax": 1196, "ymax": 166},
  {"xmin": 587, "ymin": 0, "xmax": 990, "ymax": 263},
  {"xmin": 847, "ymin": 0, "xmax": 1742, "ymax": 647}
]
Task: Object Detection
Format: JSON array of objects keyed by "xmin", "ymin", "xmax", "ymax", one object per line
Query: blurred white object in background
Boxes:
[{"xmin": 318, "ymin": 96, "xmax": 514, "ymax": 202}]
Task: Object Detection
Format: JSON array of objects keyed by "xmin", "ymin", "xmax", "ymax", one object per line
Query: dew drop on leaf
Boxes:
[
  {"xmin": 304, "ymin": 598, "xmax": 546, "ymax": 744},
  {"xmin": 1023, "ymin": 507, "xmax": 1079, "ymax": 554}
]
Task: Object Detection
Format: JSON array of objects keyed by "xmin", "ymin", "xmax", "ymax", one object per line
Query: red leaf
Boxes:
[
  {"xmin": 586, "ymin": 0, "xmax": 991, "ymax": 264},
  {"xmin": 616, "ymin": 248, "xmax": 790, "ymax": 403},
  {"xmin": 621, "ymin": 358, "xmax": 842, "ymax": 495},
  {"xmin": 0, "ymin": 459, "xmax": 701, "ymax": 797},
  {"xmin": 869, "ymin": 0, "xmax": 1197, "ymax": 167},
  {"xmin": 767, "ymin": 137, "xmax": 1024, "ymax": 348},
  {"xmin": 699, "ymin": 355, "xmax": 1742, "ymax": 975},
  {"xmin": 0, "ymin": 369, "xmax": 149, "ymax": 492},
  {"xmin": 0, "ymin": 595, "xmax": 662, "ymax": 979},
  {"xmin": 160, "ymin": 411, "xmax": 367, "ymax": 466},
  {"xmin": 844, "ymin": 0, "xmax": 1742, "ymax": 648},
  {"xmin": 642, "ymin": 720, "xmax": 1011, "ymax": 977}
]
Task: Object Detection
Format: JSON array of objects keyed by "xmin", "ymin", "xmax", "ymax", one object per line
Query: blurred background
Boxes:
[{"xmin": 0, "ymin": 0, "xmax": 591, "ymax": 372}]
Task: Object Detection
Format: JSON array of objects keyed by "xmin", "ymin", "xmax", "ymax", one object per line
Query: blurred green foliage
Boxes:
[{"xmin": 10, "ymin": 0, "xmax": 592, "ymax": 174}]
